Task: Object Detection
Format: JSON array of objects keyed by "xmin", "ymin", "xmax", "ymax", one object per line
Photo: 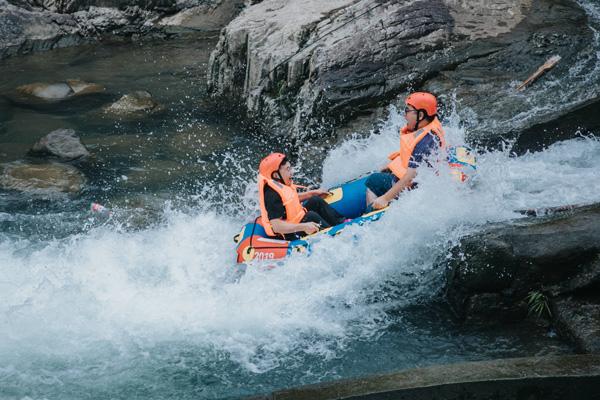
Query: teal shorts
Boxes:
[{"xmin": 365, "ymin": 172, "xmax": 397, "ymax": 197}]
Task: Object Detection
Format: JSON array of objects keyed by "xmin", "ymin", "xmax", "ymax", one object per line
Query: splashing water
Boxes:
[{"xmin": 2, "ymin": 99, "xmax": 599, "ymax": 398}]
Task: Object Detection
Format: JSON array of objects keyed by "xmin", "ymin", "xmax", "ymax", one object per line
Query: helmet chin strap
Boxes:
[
  {"xmin": 273, "ymin": 170, "xmax": 290, "ymax": 185},
  {"xmin": 412, "ymin": 110, "xmax": 425, "ymax": 131},
  {"xmin": 272, "ymin": 171, "xmax": 283, "ymax": 183}
]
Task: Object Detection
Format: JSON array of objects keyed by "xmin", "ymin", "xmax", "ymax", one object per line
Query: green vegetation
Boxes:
[{"xmin": 526, "ymin": 290, "xmax": 552, "ymax": 319}]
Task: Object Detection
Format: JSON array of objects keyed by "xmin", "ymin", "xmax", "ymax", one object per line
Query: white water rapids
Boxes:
[
  {"xmin": 2, "ymin": 1, "xmax": 600, "ymax": 395},
  {"xmin": 2, "ymin": 107, "xmax": 600, "ymax": 388}
]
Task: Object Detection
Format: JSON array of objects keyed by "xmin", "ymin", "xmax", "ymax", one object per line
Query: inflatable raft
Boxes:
[{"xmin": 234, "ymin": 146, "xmax": 476, "ymax": 264}]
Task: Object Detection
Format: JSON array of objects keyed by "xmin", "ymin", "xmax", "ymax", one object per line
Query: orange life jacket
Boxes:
[
  {"xmin": 258, "ymin": 175, "xmax": 306, "ymax": 237},
  {"xmin": 386, "ymin": 118, "xmax": 446, "ymax": 180}
]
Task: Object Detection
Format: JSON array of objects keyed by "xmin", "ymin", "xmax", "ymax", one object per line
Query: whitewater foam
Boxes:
[{"xmin": 1, "ymin": 107, "xmax": 600, "ymax": 377}]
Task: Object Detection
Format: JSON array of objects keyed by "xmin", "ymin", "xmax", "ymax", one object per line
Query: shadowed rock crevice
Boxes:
[{"xmin": 444, "ymin": 203, "xmax": 600, "ymax": 353}]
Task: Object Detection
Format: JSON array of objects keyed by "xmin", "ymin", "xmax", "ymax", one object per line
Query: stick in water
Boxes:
[{"xmin": 517, "ymin": 55, "xmax": 561, "ymax": 91}]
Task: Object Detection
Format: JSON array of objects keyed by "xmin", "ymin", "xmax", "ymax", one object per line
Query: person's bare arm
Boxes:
[
  {"xmin": 297, "ymin": 189, "xmax": 328, "ymax": 201},
  {"xmin": 270, "ymin": 218, "xmax": 320, "ymax": 235},
  {"xmin": 370, "ymin": 168, "xmax": 417, "ymax": 210}
]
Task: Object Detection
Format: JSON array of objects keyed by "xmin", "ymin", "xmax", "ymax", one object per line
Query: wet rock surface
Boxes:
[
  {"xmin": 103, "ymin": 90, "xmax": 162, "ymax": 116},
  {"xmin": 208, "ymin": 0, "xmax": 600, "ymax": 145},
  {"xmin": 29, "ymin": 128, "xmax": 90, "ymax": 161},
  {"xmin": 445, "ymin": 203, "xmax": 600, "ymax": 351},
  {"xmin": 261, "ymin": 355, "xmax": 600, "ymax": 400},
  {"xmin": 0, "ymin": 161, "xmax": 86, "ymax": 194},
  {"xmin": 513, "ymin": 99, "xmax": 600, "ymax": 154},
  {"xmin": 16, "ymin": 79, "xmax": 104, "ymax": 101},
  {"xmin": 0, "ymin": 0, "xmax": 244, "ymax": 59},
  {"xmin": 445, "ymin": 204, "xmax": 600, "ymax": 316},
  {"xmin": 158, "ymin": 0, "xmax": 244, "ymax": 31},
  {"xmin": 553, "ymin": 295, "xmax": 600, "ymax": 354}
]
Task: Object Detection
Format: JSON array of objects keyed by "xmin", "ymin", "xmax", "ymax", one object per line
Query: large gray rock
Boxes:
[
  {"xmin": 0, "ymin": 0, "xmax": 83, "ymax": 59},
  {"xmin": 208, "ymin": 0, "xmax": 599, "ymax": 144},
  {"xmin": 445, "ymin": 204, "xmax": 600, "ymax": 321},
  {"xmin": 30, "ymin": 128, "xmax": 90, "ymax": 161},
  {"xmin": 0, "ymin": 0, "xmax": 244, "ymax": 59},
  {"xmin": 9, "ymin": 0, "xmax": 176, "ymax": 14},
  {"xmin": 0, "ymin": 161, "xmax": 86, "ymax": 194}
]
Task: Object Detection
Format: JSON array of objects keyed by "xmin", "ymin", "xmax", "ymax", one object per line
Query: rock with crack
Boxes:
[
  {"xmin": 445, "ymin": 203, "xmax": 600, "ymax": 322},
  {"xmin": 158, "ymin": 0, "xmax": 244, "ymax": 31},
  {"xmin": 0, "ymin": 0, "xmax": 82, "ymax": 59},
  {"xmin": 0, "ymin": 0, "xmax": 245, "ymax": 59},
  {"xmin": 29, "ymin": 128, "xmax": 90, "ymax": 161},
  {"xmin": 208, "ymin": 0, "xmax": 598, "ymax": 145}
]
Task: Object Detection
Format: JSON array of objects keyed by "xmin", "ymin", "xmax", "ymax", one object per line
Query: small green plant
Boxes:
[{"xmin": 526, "ymin": 290, "xmax": 552, "ymax": 318}]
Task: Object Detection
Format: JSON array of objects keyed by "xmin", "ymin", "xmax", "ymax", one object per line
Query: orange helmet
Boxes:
[
  {"xmin": 406, "ymin": 92, "xmax": 437, "ymax": 117},
  {"xmin": 259, "ymin": 152, "xmax": 286, "ymax": 177}
]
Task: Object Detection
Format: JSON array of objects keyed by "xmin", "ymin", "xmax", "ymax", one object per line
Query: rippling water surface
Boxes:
[{"xmin": 1, "ymin": 27, "xmax": 599, "ymax": 400}]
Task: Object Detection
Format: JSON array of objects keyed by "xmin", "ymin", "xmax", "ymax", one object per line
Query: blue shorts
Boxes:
[{"xmin": 365, "ymin": 172, "xmax": 397, "ymax": 197}]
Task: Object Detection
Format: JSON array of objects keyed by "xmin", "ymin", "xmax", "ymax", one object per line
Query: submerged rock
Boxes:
[
  {"xmin": 119, "ymin": 159, "xmax": 216, "ymax": 190},
  {"xmin": 17, "ymin": 82, "xmax": 73, "ymax": 100},
  {"xmin": 122, "ymin": 160, "xmax": 187, "ymax": 188},
  {"xmin": 0, "ymin": 161, "xmax": 86, "ymax": 194},
  {"xmin": 86, "ymin": 134, "xmax": 157, "ymax": 159},
  {"xmin": 104, "ymin": 91, "xmax": 162, "ymax": 116},
  {"xmin": 30, "ymin": 128, "xmax": 90, "ymax": 161},
  {"xmin": 16, "ymin": 79, "xmax": 105, "ymax": 101},
  {"xmin": 167, "ymin": 124, "xmax": 230, "ymax": 158}
]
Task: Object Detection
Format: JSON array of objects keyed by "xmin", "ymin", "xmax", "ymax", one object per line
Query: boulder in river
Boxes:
[
  {"xmin": 208, "ymin": 0, "xmax": 599, "ymax": 145},
  {"xmin": 103, "ymin": 91, "xmax": 162, "ymax": 116},
  {"xmin": 29, "ymin": 128, "xmax": 90, "ymax": 161},
  {"xmin": 0, "ymin": 161, "xmax": 86, "ymax": 194},
  {"xmin": 445, "ymin": 204, "xmax": 600, "ymax": 319},
  {"xmin": 16, "ymin": 79, "xmax": 105, "ymax": 101},
  {"xmin": 0, "ymin": 0, "xmax": 246, "ymax": 60},
  {"xmin": 444, "ymin": 203, "xmax": 600, "ymax": 352}
]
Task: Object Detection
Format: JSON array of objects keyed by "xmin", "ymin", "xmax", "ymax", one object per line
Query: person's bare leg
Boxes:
[{"xmin": 366, "ymin": 188, "xmax": 377, "ymax": 207}]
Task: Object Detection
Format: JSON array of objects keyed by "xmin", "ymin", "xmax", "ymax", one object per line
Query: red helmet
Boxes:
[
  {"xmin": 406, "ymin": 92, "xmax": 437, "ymax": 117},
  {"xmin": 259, "ymin": 152, "xmax": 286, "ymax": 177}
]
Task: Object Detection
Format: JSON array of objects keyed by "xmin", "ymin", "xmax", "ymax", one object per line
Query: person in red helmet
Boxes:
[
  {"xmin": 366, "ymin": 92, "xmax": 447, "ymax": 210},
  {"xmin": 258, "ymin": 153, "xmax": 346, "ymax": 239}
]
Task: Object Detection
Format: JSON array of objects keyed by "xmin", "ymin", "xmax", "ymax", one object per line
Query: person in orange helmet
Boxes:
[
  {"xmin": 258, "ymin": 153, "xmax": 346, "ymax": 239},
  {"xmin": 366, "ymin": 92, "xmax": 447, "ymax": 210}
]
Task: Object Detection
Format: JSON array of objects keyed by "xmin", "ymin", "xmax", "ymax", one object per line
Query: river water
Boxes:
[{"xmin": 1, "ymin": 17, "xmax": 600, "ymax": 400}]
